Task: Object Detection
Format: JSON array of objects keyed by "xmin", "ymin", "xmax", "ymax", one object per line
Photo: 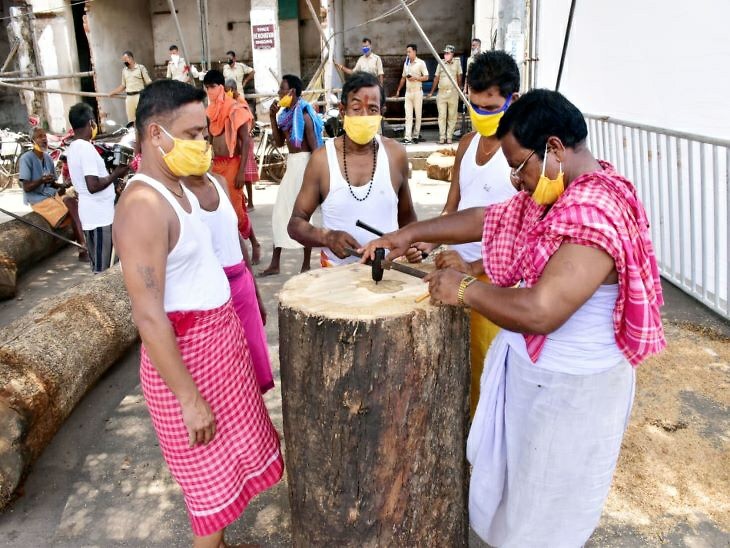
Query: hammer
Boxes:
[
  {"xmin": 355, "ymin": 219, "xmax": 429, "ymax": 260},
  {"xmin": 344, "ymin": 247, "xmax": 427, "ymax": 283}
]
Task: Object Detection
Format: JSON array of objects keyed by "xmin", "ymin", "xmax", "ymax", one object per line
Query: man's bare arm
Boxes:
[
  {"xmin": 85, "ymin": 164, "xmax": 130, "ymax": 194},
  {"xmin": 442, "ymin": 133, "xmax": 475, "ymax": 214},
  {"xmin": 303, "ymin": 112, "xmax": 319, "ymax": 152},
  {"xmin": 235, "ymin": 122, "xmax": 251, "ymax": 189},
  {"xmin": 390, "ymin": 142, "xmax": 417, "ymax": 228},
  {"xmin": 461, "ymin": 244, "xmax": 615, "ymax": 333},
  {"xmin": 288, "ymin": 149, "xmax": 360, "ymax": 256}
]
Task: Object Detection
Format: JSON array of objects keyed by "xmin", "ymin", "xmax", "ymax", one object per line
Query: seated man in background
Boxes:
[{"xmin": 19, "ymin": 126, "xmax": 87, "ymax": 260}]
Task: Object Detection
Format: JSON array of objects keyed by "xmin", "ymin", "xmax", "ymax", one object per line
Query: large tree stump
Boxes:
[
  {"xmin": 279, "ymin": 262, "xmax": 470, "ymax": 547},
  {"xmin": 0, "ymin": 212, "xmax": 74, "ymax": 299},
  {"xmin": 0, "ymin": 267, "xmax": 137, "ymax": 509}
]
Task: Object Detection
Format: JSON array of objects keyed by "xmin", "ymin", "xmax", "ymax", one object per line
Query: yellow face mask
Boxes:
[
  {"xmin": 278, "ymin": 92, "xmax": 293, "ymax": 109},
  {"xmin": 532, "ymin": 144, "xmax": 565, "ymax": 205},
  {"xmin": 343, "ymin": 115, "xmax": 382, "ymax": 145},
  {"xmin": 90, "ymin": 122, "xmax": 98, "ymax": 140},
  {"xmin": 468, "ymin": 96, "xmax": 512, "ymax": 137},
  {"xmin": 158, "ymin": 126, "xmax": 212, "ymax": 177},
  {"xmin": 33, "ymin": 142, "xmax": 43, "ymax": 153},
  {"xmin": 225, "ymin": 90, "xmax": 234, "ymax": 98}
]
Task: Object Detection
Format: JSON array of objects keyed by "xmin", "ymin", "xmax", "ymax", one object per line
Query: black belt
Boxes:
[{"xmin": 126, "ymin": 91, "xmax": 141, "ymax": 96}]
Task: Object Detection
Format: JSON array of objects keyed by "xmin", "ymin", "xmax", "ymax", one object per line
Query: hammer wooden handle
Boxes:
[{"xmin": 356, "ymin": 219, "xmax": 429, "ymax": 260}]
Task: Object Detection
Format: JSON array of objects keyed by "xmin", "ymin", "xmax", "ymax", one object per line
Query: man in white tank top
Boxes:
[
  {"xmin": 426, "ymin": 51, "xmax": 520, "ymax": 417},
  {"xmin": 113, "ymin": 81, "xmax": 283, "ymax": 547},
  {"xmin": 288, "ymin": 72, "xmax": 421, "ymax": 265}
]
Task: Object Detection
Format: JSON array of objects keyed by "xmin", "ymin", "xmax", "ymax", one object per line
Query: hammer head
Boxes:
[{"xmin": 371, "ymin": 248, "xmax": 385, "ymax": 283}]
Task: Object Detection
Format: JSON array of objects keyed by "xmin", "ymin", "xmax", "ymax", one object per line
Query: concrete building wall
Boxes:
[
  {"xmin": 149, "ymin": 0, "xmax": 253, "ymax": 67},
  {"xmin": 31, "ymin": 0, "xmax": 81, "ymax": 132},
  {"xmin": 339, "ymin": 0, "xmax": 473, "ymax": 57},
  {"xmin": 0, "ymin": 1, "xmax": 28, "ymax": 131},
  {"xmin": 86, "ymin": 0, "xmax": 155, "ymax": 126}
]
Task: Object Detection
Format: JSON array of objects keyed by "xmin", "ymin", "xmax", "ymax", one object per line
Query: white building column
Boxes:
[
  {"xmin": 473, "ymin": 0, "xmax": 499, "ymax": 47},
  {"xmin": 250, "ymin": 0, "xmax": 281, "ymax": 118}
]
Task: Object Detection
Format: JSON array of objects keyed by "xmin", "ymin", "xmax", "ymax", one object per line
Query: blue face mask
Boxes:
[{"xmin": 362, "ymin": 46, "xmax": 371, "ymax": 55}]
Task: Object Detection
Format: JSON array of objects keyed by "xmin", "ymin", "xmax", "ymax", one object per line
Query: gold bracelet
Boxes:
[{"xmin": 457, "ymin": 275, "xmax": 477, "ymax": 307}]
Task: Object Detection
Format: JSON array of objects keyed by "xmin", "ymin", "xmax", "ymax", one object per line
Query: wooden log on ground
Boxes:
[
  {"xmin": 279, "ymin": 262, "xmax": 470, "ymax": 547},
  {"xmin": 426, "ymin": 149, "xmax": 457, "ymax": 181},
  {"xmin": 0, "ymin": 267, "xmax": 137, "ymax": 509},
  {"xmin": 0, "ymin": 212, "xmax": 73, "ymax": 300}
]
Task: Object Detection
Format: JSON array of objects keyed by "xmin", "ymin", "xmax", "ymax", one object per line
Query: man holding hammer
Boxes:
[{"xmin": 288, "ymin": 72, "xmax": 422, "ymax": 265}]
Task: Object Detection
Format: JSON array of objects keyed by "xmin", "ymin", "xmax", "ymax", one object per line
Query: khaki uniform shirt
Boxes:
[
  {"xmin": 166, "ymin": 57, "xmax": 189, "ymax": 82},
  {"xmin": 402, "ymin": 57, "xmax": 429, "ymax": 92},
  {"xmin": 435, "ymin": 59, "xmax": 463, "ymax": 91},
  {"xmin": 354, "ymin": 53, "xmax": 384, "ymax": 77},
  {"xmin": 223, "ymin": 62, "xmax": 253, "ymax": 93},
  {"xmin": 122, "ymin": 64, "xmax": 152, "ymax": 93}
]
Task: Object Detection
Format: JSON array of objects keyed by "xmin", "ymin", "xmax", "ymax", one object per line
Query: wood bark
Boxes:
[
  {"xmin": 0, "ymin": 212, "xmax": 73, "ymax": 299},
  {"xmin": 0, "ymin": 267, "xmax": 137, "ymax": 509},
  {"xmin": 279, "ymin": 263, "xmax": 470, "ymax": 547}
]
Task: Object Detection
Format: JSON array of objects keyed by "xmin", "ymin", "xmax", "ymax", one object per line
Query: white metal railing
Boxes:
[{"xmin": 585, "ymin": 115, "xmax": 729, "ymax": 320}]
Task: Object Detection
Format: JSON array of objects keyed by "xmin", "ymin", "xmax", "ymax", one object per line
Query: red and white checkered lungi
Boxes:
[{"xmin": 140, "ymin": 299, "xmax": 283, "ymax": 536}]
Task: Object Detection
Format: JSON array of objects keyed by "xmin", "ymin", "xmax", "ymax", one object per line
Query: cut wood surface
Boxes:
[
  {"xmin": 0, "ymin": 267, "xmax": 136, "ymax": 509},
  {"xmin": 279, "ymin": 263, "xmax": 470, "ymax": 547},
  {"xmin": 426, "ymin": 150, "xmax": 456, "ymax": 182},
  {"xmin": 0, "ymin": 212, "xmax": 73, "ymax": 299}
]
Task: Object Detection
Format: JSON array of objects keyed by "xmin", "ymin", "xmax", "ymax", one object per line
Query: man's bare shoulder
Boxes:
[
  {"xmin": 379, "ymin": 136, "xmax": 407, "ymax": 161},
  {"xmin": 115, "ymin": 181, "xmax": 171, "ymax": 230},
  {"xmin": 308, "ymin": 144, "xmax": 329, "ymax": 167},
  {"xmin": 456, "ymin": 131, "xmax": 479, "ymax": 159}
]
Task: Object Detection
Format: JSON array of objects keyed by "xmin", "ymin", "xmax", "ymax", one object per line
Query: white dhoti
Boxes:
[
  {"xmin": 271, "ymin": 152, "xmax": 311, "ymax": 249},
  {"xmin": 468, "ymin": 320, "xmax": 635, "ymax": 547}
]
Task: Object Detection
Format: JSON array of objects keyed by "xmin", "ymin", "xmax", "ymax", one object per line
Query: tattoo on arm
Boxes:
[{"xmin": 137, "ymin": 264, "xmax": 160, "ymax": 296}]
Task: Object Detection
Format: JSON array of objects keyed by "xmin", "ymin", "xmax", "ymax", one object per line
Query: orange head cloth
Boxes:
[{"xmin": 206, "ymin": 85, "xmax": 253, "ymax": 158}]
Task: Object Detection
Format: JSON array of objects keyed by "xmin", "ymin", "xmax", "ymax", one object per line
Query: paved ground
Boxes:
[{"xmin": 0, "ymin": 155, "xmax": 727, "ymax": 547}]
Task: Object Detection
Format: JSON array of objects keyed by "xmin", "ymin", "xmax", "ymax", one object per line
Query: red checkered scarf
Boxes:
[{"xmin": 481, "ymin": 161, "xmax": 665, "ymax": 366}]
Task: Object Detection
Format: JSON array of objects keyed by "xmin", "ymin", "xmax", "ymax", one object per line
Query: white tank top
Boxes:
[
  {"xmin": 321, "ymin": 135, "xmax": 398, "ymax": 265},
  {"xmin": 451, "ymin": 134, "xmax": 515, "ymax": 262},
  {"xmin": 503, "ymin": 284, "xmax": 626, "ymax": 374},
  {"xmin": 188, "ymin": 174, "xmax": 243, "ymax": 268},
  {"xmin": 128, "ymin": 174, "xmax": 230, "ymax": 312}
]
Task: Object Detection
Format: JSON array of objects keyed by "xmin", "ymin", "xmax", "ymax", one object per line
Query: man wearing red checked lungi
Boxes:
[{"xmin": 113, "ymin": 79, "xmax": 283, "ymax": 548}]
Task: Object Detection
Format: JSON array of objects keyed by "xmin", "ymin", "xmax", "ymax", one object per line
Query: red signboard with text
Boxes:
[{"xmin": 252, "ymin": 24, "xmax": 275, "ymax": 49}]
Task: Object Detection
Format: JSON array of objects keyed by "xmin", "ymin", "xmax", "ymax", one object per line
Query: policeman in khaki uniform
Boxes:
[
  {"xmin": 429, "ymin": 45, "xmax": 463, "ymax": 144},
  {"xmin": 337, "ymin": 37, "xmax": 384, "ymax": 85},
  {"xmin": 109, "ymin": 50, "xmax": 152, "ymax": 124},
  {"xmin": 393, "ymin": 43, "xmax": 429, "ymax": 144}
]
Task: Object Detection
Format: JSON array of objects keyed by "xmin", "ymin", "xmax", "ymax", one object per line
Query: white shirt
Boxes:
[
  {"xmin": 166, "ymin": 56, "xmax": 189, "ymax": 82},
  {"xmin": 67, "ymin": 139, "xmax": 115, "ymax": 230}
]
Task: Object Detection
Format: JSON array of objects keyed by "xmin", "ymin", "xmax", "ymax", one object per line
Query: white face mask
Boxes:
[{"xmin": 171, "ymin": 54, "xmax": 179, "ymax": 63}]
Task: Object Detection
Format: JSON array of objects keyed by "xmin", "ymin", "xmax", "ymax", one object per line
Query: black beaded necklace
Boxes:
[{"xmin": 342, "ymin": 136, "xmax": 378, "ymax": 202}]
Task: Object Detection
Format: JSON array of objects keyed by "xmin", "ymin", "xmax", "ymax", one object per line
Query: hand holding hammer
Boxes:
[{"xmin": 356, "ymin": 219, "xmax": 429, "ymax": 261}]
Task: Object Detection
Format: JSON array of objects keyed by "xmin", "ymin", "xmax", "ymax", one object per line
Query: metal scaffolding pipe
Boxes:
[
  {"xmin": 0, "ymin": 71, "xmax": 94, "ymax": 83},
  {"xmin": 0, "ymin": 79, "xmax": 124, "ymax": 99},
  {"xmin": 166, "ymin": 0, "xmax": 191, "ymax": 71}
]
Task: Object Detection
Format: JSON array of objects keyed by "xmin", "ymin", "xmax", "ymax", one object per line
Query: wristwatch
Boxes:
[{"xmin": 457, "ymin": 275, "xmax": 477, "ymax": 307}]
